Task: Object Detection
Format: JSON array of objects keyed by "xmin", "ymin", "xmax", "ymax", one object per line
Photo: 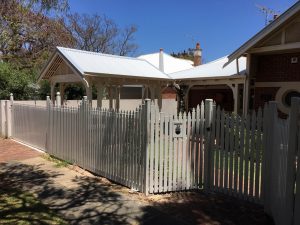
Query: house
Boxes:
[
  {"xmin": 138, "ymin": 49, "xmax": 194, "ymax": 99},
  {"xmin": 226, "ymin": 1, "xmax": 300, "ymax": 115},
  {"xmin": 171, "ymin": 55, "xmax": 246, "ymax": 113},
  {"xmin": 38, "ymin": 1, "xmax": 300, "ymax": 116}
]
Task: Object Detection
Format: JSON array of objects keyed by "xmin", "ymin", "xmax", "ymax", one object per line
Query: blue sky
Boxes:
[{"xmin": 68, "ymin": 0, "xmax": 297, "ymax": 62}]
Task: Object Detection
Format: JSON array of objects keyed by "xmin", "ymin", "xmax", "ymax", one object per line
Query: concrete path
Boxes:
[{"xmin": 0, "ymin": 138, "xmax": 273, "ymax": 225}]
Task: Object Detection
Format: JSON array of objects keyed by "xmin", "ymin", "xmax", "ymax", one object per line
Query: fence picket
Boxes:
[
  {"xmin": 159, "ymin": 113, "xmax": 164, "ymax": 192},
  {"xmin": 168, "ymin": 114, "xmax": 173, "ymax": 192},
  {"xmin": 234, "ymin": 114, "xmax": 240, "ymax": 195},
  {"xmin": 255, "ymin": 108, "xmax": 262, "ymax": 201},
  {"xmin": 186, "ymin": 112, "xmax": 191, "ymax": 189},
  {"xmin": 244, "ymin": 114, "xmax": 250, "ymax": 199},
  {"xmin": 149, "ymin": 104, "xmax": 155, "ymax": 193},
  {"xmin": 163, "ymin": 115, "xmax": 169, "ymax": 192},
  {"xmin": 249, "ymin": 112, "xmax": 256, "ymax": 199},
  {"xmin": 195, "ymin": 105, "xmax": 200, "ymax": 188},
  {"xmin": 239, "ymin": 114, "xmax": 245, "ymax": 197},
  {"xmin": 220, "ymin": 110, "xmax": 225, "ymax": 192},
  {"xmin": 229, "ymin": 114, "xmax": 234, "ymax": 194},
  {"xmin": 224, "ymin": 114, "xmax": 229, "ymax": 192},
  {"xmin": 215, "ymin": 106, "xmax": 221, "ymax": 190},
  {"xmin": 182, "ymin": 112, "xmax": 187, "ymax": 190}
]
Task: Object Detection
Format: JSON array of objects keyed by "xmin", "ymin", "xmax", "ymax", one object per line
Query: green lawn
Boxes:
[{"xmin": 0, "ymin": 187, "xmax": 67, "ymax": 225}]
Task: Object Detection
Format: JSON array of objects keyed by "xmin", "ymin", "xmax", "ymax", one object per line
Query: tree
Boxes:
[
  {"xmin": 0, "ymin": 0, "xmax": 75, "ymax": 69},
  {"xmin": 171, "ymin": 49, "xmax": 194, "ymax": 61},
  {"xmin": 0, "ymin": 62, "xmax": 38, "ymax": 100},
  {"xmin": 0, "ymin": 0, "xmax": 139, "ymax": 100},
  {"xmin": 67, "ymin": 13, "xmax": 138, "ymax": 56}
]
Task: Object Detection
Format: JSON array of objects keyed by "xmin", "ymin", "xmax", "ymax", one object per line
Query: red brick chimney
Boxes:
[{"xmin": 194, "ymin": 42, "xmax": 202, "ymax": 66}]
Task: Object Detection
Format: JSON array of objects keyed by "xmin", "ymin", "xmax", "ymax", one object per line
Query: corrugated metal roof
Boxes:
[
  {"xmin": 57, "ymin": 47, "xmax": 171, "ymax": 79},
  {"xmin": 169, "ymin": 56, "xmax": 246, "ymax": 80},
  {"xmin": 138, "ymin": 52, "xmax": 194, "ymax": 74}
]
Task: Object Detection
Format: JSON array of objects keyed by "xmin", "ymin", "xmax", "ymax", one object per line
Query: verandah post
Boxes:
[
  {"xmin": 204, "ymin": 99, "xmax": 213, "ymax": 191},
  {"xmin": 143, "ymin": 99, "xmax": 151, "ymax": 195}
]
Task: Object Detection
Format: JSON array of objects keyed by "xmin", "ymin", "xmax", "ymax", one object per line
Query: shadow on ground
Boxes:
[
  {"xmin": 0, "ymin": 162, "xmax": 133, "ymax": 224},
  {"xmin": 138, "ymin": 191, "xmax": 274, "ymax": 225},
  {"xmin": 0, "ymin": 162, "xmax": 274, "ymax": 225}
]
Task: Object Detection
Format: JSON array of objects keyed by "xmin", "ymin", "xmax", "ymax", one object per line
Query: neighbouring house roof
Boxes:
[
  {"xmin": 169, "ymin": 56, "xmax": 246, "ymax": 80},
  {"xmin": 226, "ymin": 1, "xmax": 300, "ymax": 65},
  {"xmin": 38, "ymin": 47, "xmax": 171, "ymax": 81},
  {"xmin": 138, "ymin": 52, "xmax": 194, "ymax": 74}
]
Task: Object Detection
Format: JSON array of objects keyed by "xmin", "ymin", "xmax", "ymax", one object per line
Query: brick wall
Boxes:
[
  {"xmin": 255, "ymin": 52, "xmax": 300, "ymax": 82},
  {"xmin": 188, "ymin": 88, "xmax": 234, "ymax": 111},
  {"xmin": 253, "ymin": 87, "xmax": 280, "ymax": 109},
  {"xmin": 162, "ymin": 87, "xmax": 176, "ymax": 99}
]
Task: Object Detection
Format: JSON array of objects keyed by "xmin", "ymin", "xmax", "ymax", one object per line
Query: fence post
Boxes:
[
  {"xmin": 46, "ymin": 96, "xmax": 51, "ymax": 152},
  {"xmin": 204, "ymin": 99, "xmax": 213, "ymax": 191},
  {"xmin": 143, "ymin": 99, "xmax": 151, "ymax": 195},
  {"xmin": 286, "ymin": 97, "xmax": 300, "ymax": 225},
  {"xmin": 263, "ymin": 101, "xmax": 277, "ymax": 215},
  {"xmin": 0, "ymin": 100, "xmax": 4, "ymax": 137},
  {"xmin": 4, "ymin": 93, "xmax": 13, "ymax": 138},
  {"xmin": 56, "ymin": 92, "xmax": 61, "ymax": 107}
]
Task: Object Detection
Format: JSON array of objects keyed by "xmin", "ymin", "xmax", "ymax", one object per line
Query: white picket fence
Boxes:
[
  {"xmin": 263, "ymin": 99, "xmax": 300, "ymax": 225},
  {"xmin": 7, "ymin": 93, "xmax": 300, "ymax": 225},
  {"xmin": 12, "ymin": 98, "xmax": 148, "ymax": 192},
  {"xmin": 147, "ymin": 99, "xmax": 264, "ymax": 203}
]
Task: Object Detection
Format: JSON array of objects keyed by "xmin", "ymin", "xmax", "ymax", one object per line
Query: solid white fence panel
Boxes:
[{"xmin": 12, "ymin": 103, "xmax": 48, "ymax": 150}]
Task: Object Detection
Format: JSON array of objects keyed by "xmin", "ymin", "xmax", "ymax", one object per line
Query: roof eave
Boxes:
[
  {"xmin": 84, "ymin": 72, "xmax": 172, "ymax": 81},
  {"xmin": 37, "ymin": 50, "xmax": 58, "ymax": 83},
  {"xmin": 173, "ymin": 74, "xmax": 246, "ymax": 82}
]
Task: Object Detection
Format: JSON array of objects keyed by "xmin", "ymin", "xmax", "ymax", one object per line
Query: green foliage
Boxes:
[
  {"xmin": 171, "ymin": 49, "xmax": 194, "ymax": 61},
  {"xmin": 0, "ymin": 0, "xmax": 139, "ymax": 100},
  {"xmin": 42, "ymin": 153, "xmax": 71, "ymax": 168},
  {"xmin": 0, "ymin": 62, "xmax": 40, "ymax": 100}
]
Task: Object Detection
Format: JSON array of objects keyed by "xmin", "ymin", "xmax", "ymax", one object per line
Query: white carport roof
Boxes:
[
  {"xmin": 169, "ymin": 56, "xmax": 246, "ymax": 80},
  {"xmin": 138, "ymin": 52, "xmax": 194, "ymax": 74},
  {"xmin": 54, "ymin": 47, "xmax": 171, "ymax": 79},
  {"xmin": 38, "ymin": 47, "xmax": 245, "ymax": 83}
]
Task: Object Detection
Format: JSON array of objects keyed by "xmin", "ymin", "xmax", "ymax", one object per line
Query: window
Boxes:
[{"xmin": 283, "ymin": 91, "xmax": 300, "ymax": 107}]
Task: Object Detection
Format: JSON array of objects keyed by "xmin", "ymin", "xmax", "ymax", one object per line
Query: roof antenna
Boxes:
[{"xmin": 256, "ymin": 4, "xmax": 280, "ymax": 26}]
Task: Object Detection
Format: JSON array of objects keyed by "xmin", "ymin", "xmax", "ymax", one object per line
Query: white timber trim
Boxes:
[
  {"xmin": 275, "ymin": 84, "xmax": 300, "ymax": 114},
  {"xmin": 249, "ymin": 42, "xmax": 300, "ymax": 54}
]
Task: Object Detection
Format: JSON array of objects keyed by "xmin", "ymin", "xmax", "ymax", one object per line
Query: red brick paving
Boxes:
[{"xmin": 0, "ymin": 138, "xmax": 42, "ymax": 162}]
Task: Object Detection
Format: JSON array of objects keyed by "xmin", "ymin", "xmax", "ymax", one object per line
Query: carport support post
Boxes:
[
  {"xmin": 234, "ymin": 84, "xmax": 238, "ymax": 114},
  {"xmin": 116, "ymin": 85, "xmax": 121, "ymax": 111},
  {"xmin": 59, "ymin": 83, "xmax": 66, "ymax": 105},
  {"xmin": 50, "ymin": 82, "xmax": 56, "ymax": 104},
  {"xmin": 96, "ymin": 83, "xmax": 104, "ymax": 108},
  {"xmin": 204, "ymin": 99, "xmax": 213, "ymax": 191}
]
